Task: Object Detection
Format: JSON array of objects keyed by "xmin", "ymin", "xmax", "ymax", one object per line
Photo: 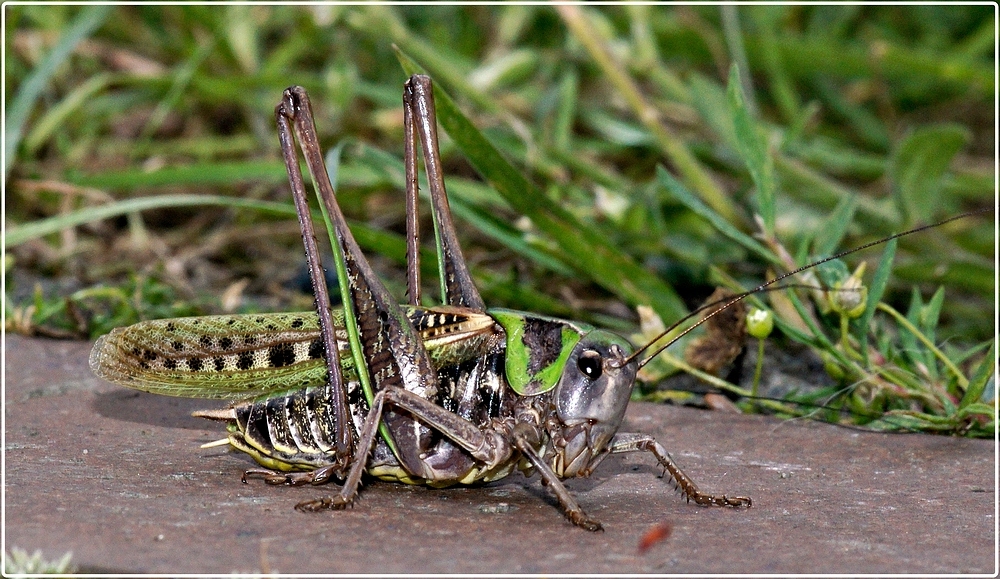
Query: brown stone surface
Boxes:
[{"xmin": 4, "ymin": 334, "xmax": 996, "ymax": 574}]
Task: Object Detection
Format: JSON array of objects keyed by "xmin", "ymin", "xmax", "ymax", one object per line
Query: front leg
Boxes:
[
  {"xmin": 511, "ymin": 423, "xmax": 604, "ymax": 532},
  {"xmin": 609, "ymin": 433, "xmax": 752, "ymax": 508}
]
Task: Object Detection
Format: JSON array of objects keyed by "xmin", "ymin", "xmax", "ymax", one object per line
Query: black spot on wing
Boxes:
[
  {"xmin": 308, "ymin": 338, "xmax": 324, "ymax": 360},
  {"xmin": 269, "ymin": 343, "xmax": 295, "ymax": 368},
  {"xmin": 237, "ymin": 351, "xmax": 254, "ymax": 371}
]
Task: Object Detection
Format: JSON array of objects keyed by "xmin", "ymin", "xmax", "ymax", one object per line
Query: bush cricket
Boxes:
[{"xmin": 90, "ymin": 74, "xmax": 988, "ymax": 531}]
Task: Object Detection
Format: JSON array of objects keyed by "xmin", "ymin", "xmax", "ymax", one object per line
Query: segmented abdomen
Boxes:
[{"xmin": 228, "ymin": 382, "xmax": 369, "ymax": 471}]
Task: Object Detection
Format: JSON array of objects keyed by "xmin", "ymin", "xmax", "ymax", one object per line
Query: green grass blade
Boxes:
[
  {"xmin": 23, "ymin": 73, "xmax": 114, "ymax": 154},
  {"xmin": 720, "ymin": 7, "xmax": 756, "ymax": 115},
  {"xmin": 354, "ymin": 6, "xmax": 499, "ymax": 116},
  {"xmin": 749, "ymin": 33, "xmax": 994, "ymax": 101},
  {"xmin": 955, "ymin": 402, "xmax": 995, "ymax": 430},
  {"xmin": 727, "ymin": 64, "xmax": 775, "ymax": 235},
  {"xmin": 137, "ymin": 40, "xmax": 215, "ymax": 143},
  {"xmin": 5, "ymin": 194, "xmax": 295, "ymax": 247},
  {"xmin": 919, "ymin": 286, "xmax": 946, "ymax": 382},
  {"xmin": 809, "ymin": 75, "xmax": 891, "ymax": 152},
  {"xmin": 859, "ymin": 237, "xmax": 896, "ymax": 365},
  {"xmin": 67, "ymin": 161, "xmax": 290, "ymax": 189},
  {"xmin": 890, "ymin": 124, "xmax": 970, "ymax": 226},
  {"xmin": 878, "ymin": 301, "xmax": 969, "ymax": 389},
  {"xmin": 812, "ymin": 194, "xmax": 859, "ymax": 258},
  {"xmin": 959, "ymin": 339, "xmax": 996, "ymax": 409},
  {"xmin": 5, "ymin": 5, "xmax": 112, "ymax": 178},
  {"xmin": 556, "ymin": 5, "xmax": 733, "ymax": 222},
  {"xmin": 752, "ymin": 9, "xmax": 800, "ymax": 124}
]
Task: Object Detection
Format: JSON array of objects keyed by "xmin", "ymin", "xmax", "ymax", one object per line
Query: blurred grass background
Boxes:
[{"xmin": 5, "ymin": 5, "xmax": 995, "ymax": 433}]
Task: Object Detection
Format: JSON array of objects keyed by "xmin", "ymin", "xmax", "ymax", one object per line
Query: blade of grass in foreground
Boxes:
[{"xmin": 5, "ymin": 194, "xmax": 295, "ymax": 247}]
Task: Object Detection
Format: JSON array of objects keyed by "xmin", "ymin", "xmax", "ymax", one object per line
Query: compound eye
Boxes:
[{"xmin": 577, "ymin": 350, "xmax": 603, "ymax": 381}]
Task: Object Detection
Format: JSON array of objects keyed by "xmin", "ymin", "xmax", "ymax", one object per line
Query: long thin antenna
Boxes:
[{"xmin": 631, "ymin": 208, "xmax": 992, "ymax": 369}]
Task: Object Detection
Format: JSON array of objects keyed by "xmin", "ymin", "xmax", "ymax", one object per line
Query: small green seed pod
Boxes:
[
  {"xmin": 746, "ymin": 307, "xmax": 774, "ymax": 339},
  {"xmin": 829, "ymin": 262, "xmax": 868, "ymax": 319}
]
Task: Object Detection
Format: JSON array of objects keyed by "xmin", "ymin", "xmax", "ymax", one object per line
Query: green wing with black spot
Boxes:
[
  {"xmin": 89, "ymin": 307, "xmax": 498, "ymax": 400},
  {"xmin": 89, "ymin": 312, "xmax": 343, "ymax": 399}
]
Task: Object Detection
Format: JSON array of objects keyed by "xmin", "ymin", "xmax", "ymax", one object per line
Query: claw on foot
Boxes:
[
  {"xmin": 295, "ymin": 493, "xmax": 354, "ymax": 512},
  {"xmin": 568, "ymin": 510, "xmax": 604, "ymax": 532},
  {"xmin": 690, "ymin": 493, "xmax": 753, "ymax": 508},
  {"xmin": 724, "ymin": 495, "xmax": 752, "ymax": 508}
]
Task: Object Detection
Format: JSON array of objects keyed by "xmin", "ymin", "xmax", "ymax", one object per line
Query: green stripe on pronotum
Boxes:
[{"xmin": 488, "ymin": 309, "xmax": 588, "ymax": 396}]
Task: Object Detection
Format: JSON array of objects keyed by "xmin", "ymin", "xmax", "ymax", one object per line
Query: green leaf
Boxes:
[
  {"xmin": 688, "ymin": 72, "xmax": 736, "ymax": 150},
  {"xmin": 959, "ymin": 340, "xmax": 996, "ymax": 409},
  {"xmin": 859, "ymin": 237, "xmax": 896, "ymax": 365},
  {"xmin": 552, "ymin": 69, "xmax": 579, "ymax": 151},
  {"xmin": 24, "ymin": 73, "xmax": 115, "ymax": 154},
  {"xmin": 956, "ymin": 402, "xmax": 995, "ymax": 420},
  {"xmin": 890, "ymin": 124, "xmax": 970, "ymax": 226},
  {"xmin": 783, "ymin": 285, "xmax": 834, "ymax": 349},
  {"xmin": 727, "ymin": 64, "xmax": 776, "ymax": 235},
  {"xmin": 812, "ymin": 194, "xmax": 858, "ymax": 257},
  {"xmin": 870, "ymin": 410, "xmax": 974, "ymax": 432},
  {"xmin": 917, "ymin": 286, "xmax": 946, "ymax": 382},
  {"xmin": 813, "ymin": 258, "xmax": 850, "ymax": 289},
  {"xmin": 899, "ymin": 287, "xmax": 924, "ymax": 369}
]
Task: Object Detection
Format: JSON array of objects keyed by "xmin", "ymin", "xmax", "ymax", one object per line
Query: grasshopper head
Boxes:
[{"xmin": 546, "ymin": 330, "xmax": 637, "ymax": 478}]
